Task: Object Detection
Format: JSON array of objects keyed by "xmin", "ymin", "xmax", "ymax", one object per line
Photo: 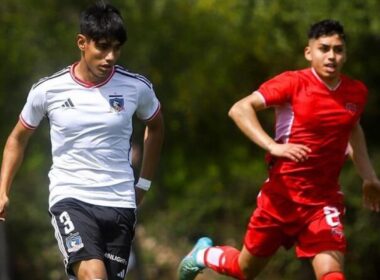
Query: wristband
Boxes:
[{"xmin": 135, "ymin": 178, "xmax": 152, "ymax": 191}]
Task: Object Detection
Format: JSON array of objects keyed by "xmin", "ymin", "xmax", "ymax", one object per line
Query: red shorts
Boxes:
[{"xmin": 244, "ymin": 188, "xmax": 346, "ymax": 258}]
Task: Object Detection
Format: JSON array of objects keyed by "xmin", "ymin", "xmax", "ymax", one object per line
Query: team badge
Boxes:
[
  {"xmin": 331, "ymin": 227, "xmax": 344, "ymax": 240},
  {"xmin": 109, "ymin": 95, "xmax": 125, "ymax": 112},
  {"xmin": 66, "ymin": 232, "xmax": 84, "ymax": 253},
  {"xmin": 345, "ymin": 102, "xmax": 357, "ymax": 114}
]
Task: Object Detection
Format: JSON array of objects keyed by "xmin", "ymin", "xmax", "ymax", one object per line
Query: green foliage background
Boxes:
[{"xmin": 1, "ymin": 0, "xmax": 380, "ymax": 279}]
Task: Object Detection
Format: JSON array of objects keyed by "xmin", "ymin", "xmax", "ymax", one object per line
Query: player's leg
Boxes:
[
  {"xmin": 72, "ymin": 259, "xmax": 107, "ymax": 280},
  {"xmin": 178, "ymin": 187, "xmax": 290, "ymax": 280},
  {"xmin": 178, "ymin": 206, "xmax": 284, "ymax": 279},
  {"xmin": 238, "ymin": 245, "xmax": 272, "ymax": 279},
  {"xmin": 311, "ymin": 250, "xmax": 345, "ymax": 280},
  {"xmin": 234, "ymin": 189, "xmax": 292, "ymax": 279},
  {"xmin": 296, "ymin": 203, "xmax": 346, "ymax": 280},
  {"xmin": 98, "ymin": 206, "xmax": 136, "ymax": 280},
  {"xmin": 178, "ymin": 239, "xmax": 273, "ymax": 280},
  {"xmin": 49, "ymin": 198, "xmax": 107, "ymax": 279}
]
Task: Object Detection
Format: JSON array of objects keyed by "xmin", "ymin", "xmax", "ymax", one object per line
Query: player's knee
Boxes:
[
  {"xmin": 321, "ymin": 271, "xmax": 345, "ymax": 280},
  {"xmin": 238, "ymin": 254, "xmax": 269, "ymax": 279},
  {"xmin": 78, "ymin": 275, "xmax": 107, "ymax": 280},
  {"xmin": 79, "ymin": 276, "xmax": 107, "ymax": 280},
  {"xmin": 72, "ymin": 259, "xmax": 108, "ymax": 280},
  {"xmin": 75, "ymin": 268, "xmax": 107, "ymax": 280}
]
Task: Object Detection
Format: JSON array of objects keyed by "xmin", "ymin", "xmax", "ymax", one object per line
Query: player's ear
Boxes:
[
  {"xmin": 77, "ymin": 34, "xmax": 87, "ymax": 51},
  {"xmin": 304, "ymin": 45, "xmax": 312, "ymax": 62}
]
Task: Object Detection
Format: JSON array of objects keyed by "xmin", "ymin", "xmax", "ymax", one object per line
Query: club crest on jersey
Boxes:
[
  {"xmin": 109, "ymin": 95, "xmax": 125, "ymax": 112},
  {"xmin": 66, "ymin": 232, "xmax": 84, "ymax": 253},
  {"xmin": 345, "ymin": 102, "xmax": 357, "ymax": 114}
]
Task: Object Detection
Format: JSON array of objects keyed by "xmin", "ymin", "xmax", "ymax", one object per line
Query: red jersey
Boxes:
[{"xmin": 257, "ymin": 68, "xmax": 368, "ymax": 205}]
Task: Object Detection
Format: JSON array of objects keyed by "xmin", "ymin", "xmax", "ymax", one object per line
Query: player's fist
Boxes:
[
  {"xmin": 0, "ymin": 195, "xmax": 9, "ymax": 221},
  {"xmin": 363, "ymin": 179, "xmax": 380, "ymax": 212}
]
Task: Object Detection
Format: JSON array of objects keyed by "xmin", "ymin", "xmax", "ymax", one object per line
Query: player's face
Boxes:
[
  {"xmin": 77, "ymin": 35, "xmax": 122, "ymax": 83},
  {"xmin": 304, "ymin": 34, "xmax": 346, "ymax": 87}
]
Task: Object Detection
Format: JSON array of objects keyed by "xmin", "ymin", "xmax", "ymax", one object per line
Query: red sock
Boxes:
[
  {"xmin": 203, "ymin": 246, "xmax": 246, "ymax": 280},
  {"xmin": 322, "ymin": 271, "xmax": 345, "ymax": 280}
]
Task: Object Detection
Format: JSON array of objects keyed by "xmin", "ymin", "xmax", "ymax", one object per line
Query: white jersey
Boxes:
[{"xmin": 20, "ymin": 63, "xmax": 160, "ymax": 209}]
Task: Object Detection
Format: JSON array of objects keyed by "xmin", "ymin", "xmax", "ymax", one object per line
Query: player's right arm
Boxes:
[
  {"xmin": 228, "ymin": 91, "xmax": 310, "ymax": 162},
  {"xmin": 0, "ymin": 120, "xmax": 34, "ymax": 221}
]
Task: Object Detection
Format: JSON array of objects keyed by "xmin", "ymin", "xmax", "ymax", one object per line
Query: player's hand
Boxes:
[
  {"xmin": 268, "ymin": 142, "xmax": 311, "ymax": 162},
  {"xmin": 363, "ymin": 179, "xmax": 380, "ymax": 212},
  {"xmin": 0, "ymin": 195, "xmax": 9, "ymax": 222}
]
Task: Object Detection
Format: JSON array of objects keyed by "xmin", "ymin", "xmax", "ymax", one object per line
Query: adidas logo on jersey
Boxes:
[
  {"xmin": 117, "ymin": 269, "xmax": 126, "ymax": 278},
  {"xmin": 61, "ymin": 98, "xmax": 75, "ymax": 108}
]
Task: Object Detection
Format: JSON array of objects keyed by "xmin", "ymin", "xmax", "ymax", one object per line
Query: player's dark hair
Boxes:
[
  {"xmin": 80, "ymin": 1, "xmax": 127, "ymax": 44},
  {"xmin": 308, "ymin": 19, "xmax": 345, "ymax": 41}
]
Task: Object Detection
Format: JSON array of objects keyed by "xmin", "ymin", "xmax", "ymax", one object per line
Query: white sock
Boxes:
[
  {"xmin": 195, "ymin": 248, "xmax": 207, "ymax": 267},
  {"xmin": 203, "ymin": 247, "xmax": 223, "ymax": 267},
  {"xmin": 196, "ymin": 247, "xmax": 224, "ymax": 267}
]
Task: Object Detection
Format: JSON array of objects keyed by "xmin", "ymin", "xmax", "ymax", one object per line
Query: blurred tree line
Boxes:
[{"xmin": 1, "ymin": 0, "xmax": 380, "ymax": 279}]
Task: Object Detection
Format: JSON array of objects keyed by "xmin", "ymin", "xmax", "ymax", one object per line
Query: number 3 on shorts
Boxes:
[
  {"xmin": 323, "ymin": 206, "xmax": 341, "ymax": 227},
  {"xmin": 59, "ymin": 211, "xmax": 75, "ymax": 234}
]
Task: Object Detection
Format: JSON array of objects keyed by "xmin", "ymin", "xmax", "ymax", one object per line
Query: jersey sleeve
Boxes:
[
  {"xmin": 257, "ymin": 71, "xmax": 298, "ymax": 107},
  {"xmin": 19, "ymin": 85, "xmax": 47, "ymax": 129},
  {"xmin": 136, "ymin": 83, "xmax": 160, "ymax": 121}
]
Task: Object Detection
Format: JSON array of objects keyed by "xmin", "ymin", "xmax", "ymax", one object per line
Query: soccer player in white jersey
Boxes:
[{"xmin": 0, "ymin": 2, "xmax": 164, "ymax": 279}]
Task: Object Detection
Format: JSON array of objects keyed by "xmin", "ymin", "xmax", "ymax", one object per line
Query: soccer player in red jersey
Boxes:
[{"xmin": 179, "ymin": 19, "xmax": 380, "ymax": 280}]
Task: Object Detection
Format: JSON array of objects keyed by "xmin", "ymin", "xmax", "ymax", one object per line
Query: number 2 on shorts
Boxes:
[{"xmin": 323, "ymin": 206, "xmax": 341, "ymax": 227}]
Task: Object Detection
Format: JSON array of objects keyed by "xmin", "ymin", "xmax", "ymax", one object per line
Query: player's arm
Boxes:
[
  {"xmin": 348, "ymin": 122, "xmax": 380, "ymax": 212},
  {"xmin": 0, "ymin": 120, "xmax": 35, "ymax": 221},
  {"xmin": 135, "ymin": 110, "xmax": 164, "ymax": 206},
  {"xmin": 228, "ymin": 91, "xmax": 310, "ymax": 162}
]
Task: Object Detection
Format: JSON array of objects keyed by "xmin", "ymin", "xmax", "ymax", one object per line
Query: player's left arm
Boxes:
[
  {"xmin": 349, "ymin": 122, "xmax": 380, "ymax": 212},
  {"xmin": 135, "ymin": 110, "xmax": 164, "ymax": 206}
]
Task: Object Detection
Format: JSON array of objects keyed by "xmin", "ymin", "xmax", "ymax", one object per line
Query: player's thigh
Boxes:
[
  {"xmin": 50, "ymin": 198, "xmax": 104, "ymax": 277},
  {"xmin": 244, "ymin": 197, "xmax": 294, "ymax": 258},
  {"xmin": 296, "ymin": 204, "xmax": 346, "ymax": 258},
  {"xmin": 311, "ymin": 250, "xmax": 344, "ymax": 280},
  {"xmin": 73, "ymin": 259, "xmax": 107, "ymax": 280},
  {"xmin": 243, "ymin": 212, "xmax": 289, "ymax": 278},
  {"xmin": 239, "ymin": 245, "xmax": 272, "ymax": 279},
  {"xmin": 99, "ymin": 207, "xmax": 136, "ymax": 280}
]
